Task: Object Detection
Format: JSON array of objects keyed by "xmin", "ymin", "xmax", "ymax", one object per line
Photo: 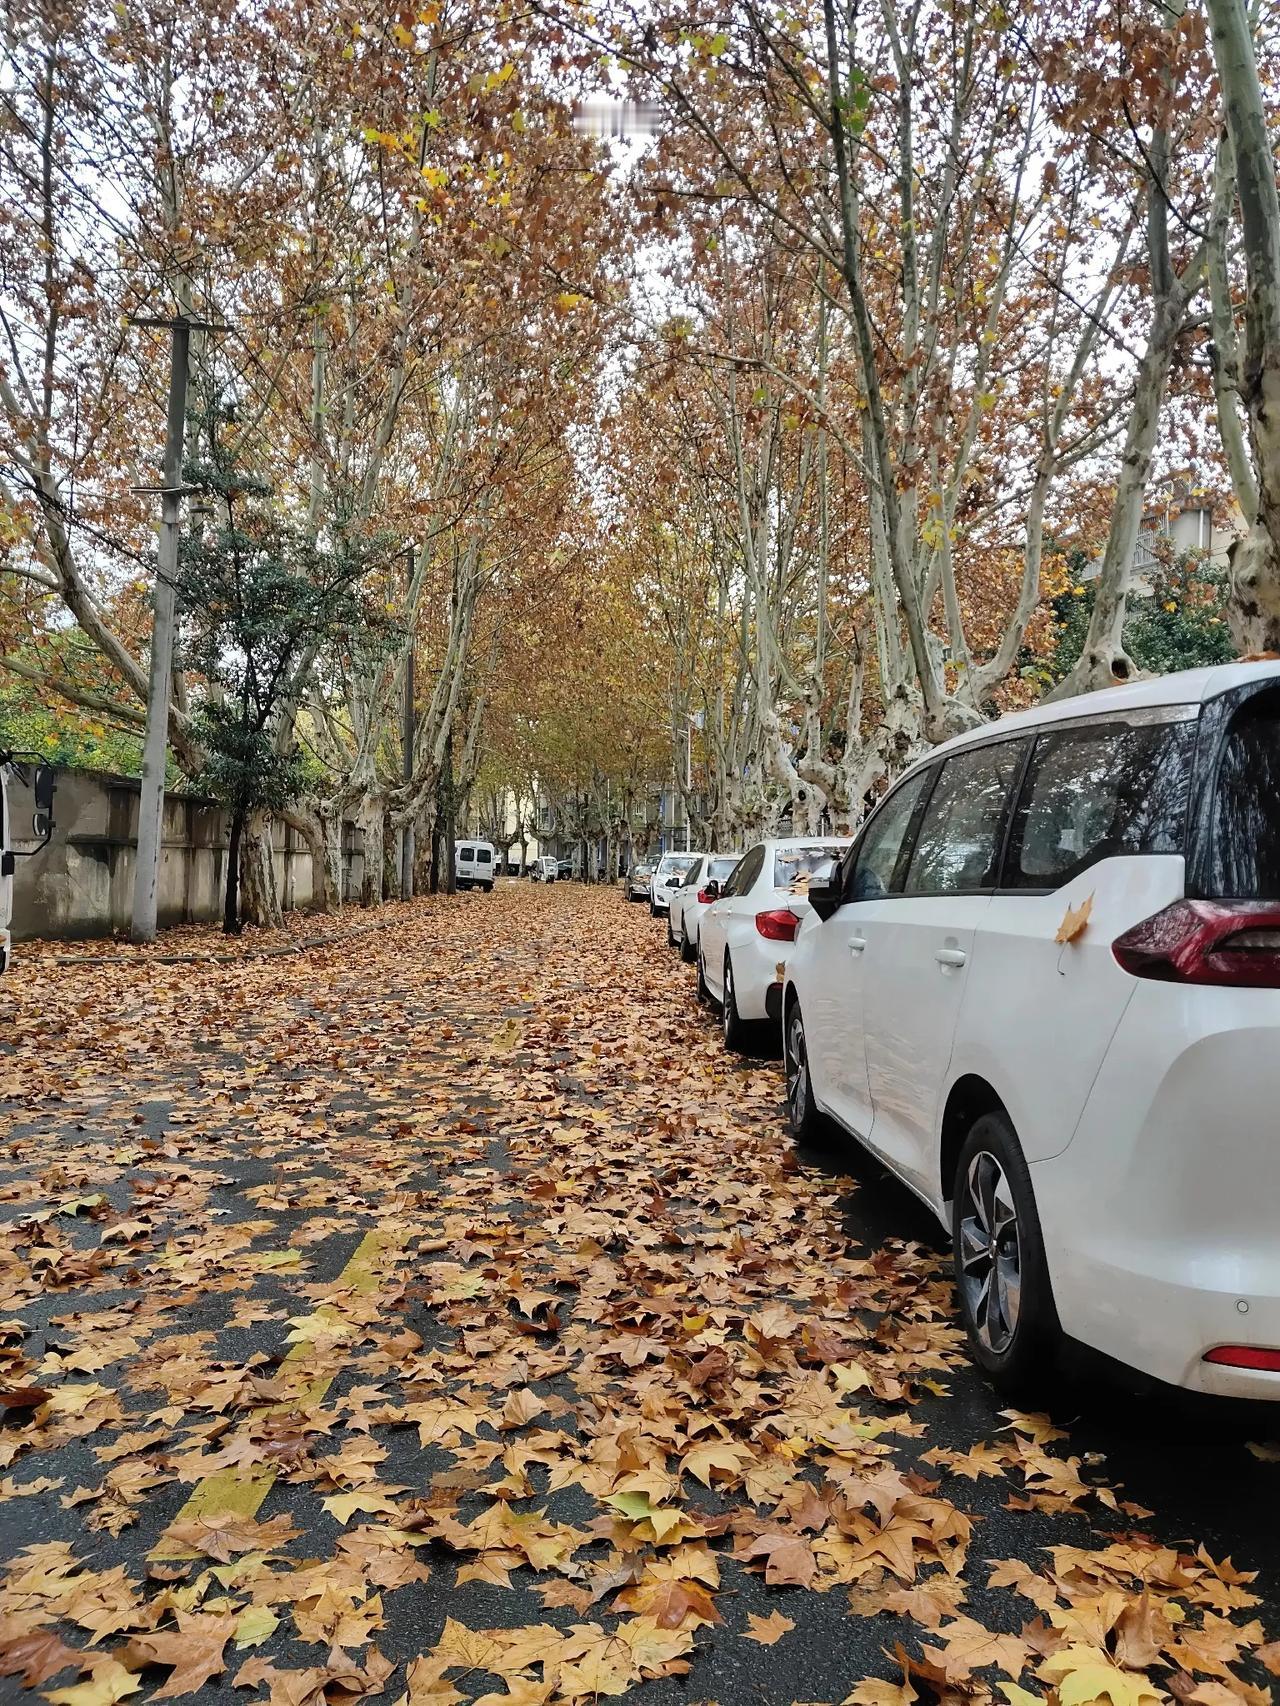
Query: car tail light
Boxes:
[
  {"xmin": 1203, "ymin": 1345, "xmax": 1280, "ymax": 1372},
  {"xmin": 697, "ymin": 888, "xmax": 715, "ymax": 904},
  {"xmin": 1112, "ymin": 899, "xmax": 1280, "ymax": 988},
  {"xmin": 755, "ymin": 908, "xmax": 800, "ymax": 941}
]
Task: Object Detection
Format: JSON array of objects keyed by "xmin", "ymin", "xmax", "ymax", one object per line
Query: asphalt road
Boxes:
[{"xmin": 1, "ymin": 882, "xmax": 1276, "ymax": 1706}]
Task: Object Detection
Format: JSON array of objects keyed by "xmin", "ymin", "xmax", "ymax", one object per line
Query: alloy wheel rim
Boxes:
[
  {"xmin": 786, "ymin": 1012, "xmax": 807, "ymax": 1121},
  {"xmin": 957, "ymin": 1150, "xmax": 1022, "ymax": 1354}
]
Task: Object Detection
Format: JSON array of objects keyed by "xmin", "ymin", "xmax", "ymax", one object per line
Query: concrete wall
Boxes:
[{"xmin": 9, "ymin": 765, "xmax": 366, "ymax": 941}]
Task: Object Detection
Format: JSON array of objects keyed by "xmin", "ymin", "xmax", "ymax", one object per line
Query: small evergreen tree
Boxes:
[
  {"xmin": 178, "ymin": 411, "xmax": 374, "ymax": 933},
  {"xmin": 1046, "ymin": 550, "xmax": 1237, "ymax": 686}
]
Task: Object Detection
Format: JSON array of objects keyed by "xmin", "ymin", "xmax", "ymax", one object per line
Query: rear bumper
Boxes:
[
  {"xmin": 1035, "ymin": 985, "xmax": 1280, "ymax": 1399},
  {"xmin": 729, "ymin": 934, "xmax": 794, "ymax": 1021}
]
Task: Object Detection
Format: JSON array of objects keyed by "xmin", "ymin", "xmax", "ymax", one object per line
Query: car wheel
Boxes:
[
  {"xmin": 952, "ymin": 1111, "xmax": 1060, "ymax": 1394},
  {"xmin": 721, "ymin": 953, "xmax": 747, "ymax": 1051},
  {"xmin": 783, "ymin": 999, "xmax": 827, "ymax": 1143},
  {"xmin": 483, "ymin": 882, "xmax": 494, "ymax": 893},
  {"xmin": 679, "ymin": 925, "xmax": 695, "ymax": 964},
  {"xmin": 696, "ymin": 945, "xmax": 717, "ymax": 1010}
]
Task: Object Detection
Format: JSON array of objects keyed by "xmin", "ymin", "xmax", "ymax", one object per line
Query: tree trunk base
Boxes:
[{"xmin": 241, "ymin": 811, "xmax": 283, "ymax": 928}]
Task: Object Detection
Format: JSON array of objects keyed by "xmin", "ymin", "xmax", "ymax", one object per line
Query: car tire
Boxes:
[
  {"xmin": 649, "ymin": 898, "xmax": 658, "ymax": 916},
  {"xmin": 721, "ymin": 953, "xmax": 748, "ymax": 1051},
  {"xmin": 951, "ymin": 1111, "xmax": 1061, "ymax": 1395},
  {"xmin": 679, "ymin": 926, "xmax": 695, "ymax": 964},
  {"xmin": 483, "ymin": 882, "xmax": 493, "ymax": 894},
  {"xmin": 783, "ymin": 998, "xmax": 827, "ymax": 1144},
  {"xmin": 696, "ymin": 946, "xmax": 717, "ymax": 1010}
]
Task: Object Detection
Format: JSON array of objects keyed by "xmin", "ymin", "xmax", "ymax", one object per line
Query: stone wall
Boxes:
[{"xmin": 9, "ymin": 766, "xmax": 366, "ymax": 941}]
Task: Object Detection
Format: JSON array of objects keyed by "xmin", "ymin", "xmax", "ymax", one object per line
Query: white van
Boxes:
[
  {"xmin": 782, "ymin": 661, "xmax": 1280, "ymax": 1400},
  {"xmin": 0, "ymin": 754, "xmax": 56, "ymax": 969},
  {"xmin": 454, "ymin": 839, "xmax": 496, "ymax": 892}
]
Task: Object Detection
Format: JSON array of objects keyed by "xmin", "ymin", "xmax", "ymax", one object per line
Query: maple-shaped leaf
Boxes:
[
  {"xmin": 1038, "ymin": 1643, "xmax": 1164, "ymax": 1706},
  {"xmin": 499, "ymin": 1387, "xmax": 547, "ymax": 1429},
  {"xmin": 157, "ymin": 1511, "xmax": 300, "ymax": 1562},
  {"xmin": 0, "ymin": 1627, "xmax": 82, "ymax": 1686},
  {"xmin": 919, "ymin": 1615, "xmax": 1032, "ymax": 1683},
  {"xmin": 616, "ymin": 1577, "xmax": 721, "ymax": 1630},
  {"xmin": 118, "ymin": 1611, "xmax": 236, "ymax": 1699},
  {"xmin": 743, "ymin": 1610, "xmax": 794, "ymax": 1645},
  {"xmin": 842, "ymin": 1682, "xmax": 916, "ymax": 1706},
  {"xmin": 43, "ymin": 1657, "xmax": 141, "ymax": 1706},
  {"xmin": 679, "ymin": 1440, "xmax": 752, "ymax": 1486},
  {"xmin": 738, "ymin": 1531, "xmax": 817, "ymax": 1588},
  {"xmin": 1055, "ymin": 892, "xmax": 1094, "ymax": 944}
]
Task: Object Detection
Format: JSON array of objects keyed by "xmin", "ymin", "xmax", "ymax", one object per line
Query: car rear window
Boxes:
[
  {"xmin": 476, "ymin": 848, "xmax": 491, "ymax": 863},
  {"xmin": 1006, "ymin": 716, "xmax": 1195, "ymax": 890},
  {"xmin": 459, "ymin": 847, "xmax": 474, "ymax": 859},
  {"xmin": 1206, "ymin": 690, "xmax": 1280, "ymax": 899},
  {"xmin": 660, "ymin": 856, "xmax": 699, "ymax": 878},
  {"xmin": 774, "ymin": 846, "xmax": 841, "ymax": 888},
  {"xmin": 708, "ymin": 856, "xmax": 738, "ymax": 883}
]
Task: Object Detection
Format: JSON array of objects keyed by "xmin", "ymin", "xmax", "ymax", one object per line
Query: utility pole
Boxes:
[
  {"xmin": 129, "ymin": 316, "xmax": 203, "ymax": 943},
  {"xmin": 400, "ymin": 542, "xmax": 416, "ymax": 900}
]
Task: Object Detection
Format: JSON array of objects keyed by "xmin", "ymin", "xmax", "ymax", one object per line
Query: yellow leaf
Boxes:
[
  {"xmin": 44, "ymin": 1660, "xmax": 142, "ymax": 1706},
  {"xmin": 1055, "ymin": 892, "xmax": 1094, "ymax": 945},
  {"xmin": 234, "ymin": 1605, "xmax": 279, "ymax": 1648}
]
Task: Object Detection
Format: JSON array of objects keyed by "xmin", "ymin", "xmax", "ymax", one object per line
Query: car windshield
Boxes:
[{"xmin": 774, "ymin": 846, "xmax": 841, "ymax": 889}]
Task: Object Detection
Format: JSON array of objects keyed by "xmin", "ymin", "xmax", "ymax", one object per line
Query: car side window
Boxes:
[
  {"xmin": 723, "ymin": 845, "xmax": 763, "ymax": 898},
  {"xmin": 1006, "ymin": 717, "xmax": 1194, "ymax": 890},
  {"xmin": 846, "ymin": 769, "xmax": 933, "ymax": 902},
  {"xmin": 903, "ymin": 739, "xmax": 1026, "ymax": 896}
]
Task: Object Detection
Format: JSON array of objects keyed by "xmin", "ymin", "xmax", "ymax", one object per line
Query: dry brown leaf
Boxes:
[{"xmin": 742, "ymin": 1610, "xmax": 794, "ymax": 1645}]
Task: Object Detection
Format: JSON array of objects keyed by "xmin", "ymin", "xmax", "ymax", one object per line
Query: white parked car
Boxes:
[
  {"xmin": 531, "ymin": 855, "xmax": 558, "ymax": 883},
  {"xmin": 782, "ymin": 661, "xmax": 1280, "ymax": 1401},
  {"xmin": 454, "ymin": 839, "xmax": 497, "ymax": 892},
  {"xmin": 667, "ymin": 852, "xmax": 743, "ymax": 960},
  {"xmin": 698, "ymin": 838, "xmax": 852, "ymax": 1046},
  {"xmin": 649, "ymin": 850, "xmax": 703, "ymax": 916},
  {"xmin": 626, "ymin": 858, "xmax": 654, "ymax": 901}
]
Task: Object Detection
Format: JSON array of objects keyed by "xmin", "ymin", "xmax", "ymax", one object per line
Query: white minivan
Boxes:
[
  {"xmin": 783, "ymin": 662, "xmax": 1280, "ymax": 1401},
  {"xmin": 454, "ymin": 839, "xmax": 497, "ymax": 892}
]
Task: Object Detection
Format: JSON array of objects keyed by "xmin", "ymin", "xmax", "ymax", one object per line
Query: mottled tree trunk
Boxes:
[
  {"xmin": 355, "ymin": 793, "xmax": 385, "ymax": 908},
  {"xmin": 1204, "ymin": 0, "xmax": 1280, "ymax": 653},
  {"xmin": 240, "ymin": 809, "xmax": 282, "ymax": 928}
]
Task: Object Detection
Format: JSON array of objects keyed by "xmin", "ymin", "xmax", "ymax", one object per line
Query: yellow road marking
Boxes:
[{"xmin": 151, "ymin": 1227, "xmax": 406, "ymax": 1556}]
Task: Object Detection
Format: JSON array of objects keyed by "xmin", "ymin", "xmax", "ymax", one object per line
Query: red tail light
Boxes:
[
  {"xmin": 697, "ymin": 888, "xmax": 715, "ymax": 904},
  {"xmin": 755, "ymin": 908, "xmax": 800, "ymax": 941},
  {"xmin": 1112, "ymin": 899, "xmax": 1280, "ymax": 987},
  {"xmin": 1204, "ymin": 1345, "xmax": 1280, "ymax": 1372}
]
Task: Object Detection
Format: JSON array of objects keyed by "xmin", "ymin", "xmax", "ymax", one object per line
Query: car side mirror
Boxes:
[
  {"xmin": 702, "ymin": 880, "xmax": 720, "ymax": 901},
  {"xmin": 807, "ymin": 877, "xmax": 841, "ymax": 922},
  {"xmin": 31, "ymin": 763, "xmax": 56, "ymax": 845},
  {"xmin": 665, "ymin": 875, "xmax": 681, "ymax": 888}
]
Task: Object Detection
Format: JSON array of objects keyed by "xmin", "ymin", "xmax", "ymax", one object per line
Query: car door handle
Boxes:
[
  {"xmin": 848, "ymin": 936, "xmax": 867, "ymax": 954},
  {"xmin": 935, "ymin": 947, "xmax": 967, "ymax": 967}
]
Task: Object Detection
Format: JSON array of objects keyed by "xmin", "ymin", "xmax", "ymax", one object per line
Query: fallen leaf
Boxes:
[
  {"xmin": 1056, "ymin": 892, "xmax": 1094, "ymax": 945},
  {"xmin": 743, "ymin": 1610, "xmax": 794, "ymax": 1645}
]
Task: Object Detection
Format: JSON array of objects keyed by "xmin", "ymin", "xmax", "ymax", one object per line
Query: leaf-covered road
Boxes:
[{"xmin": 1, "ymin": 884, "xmax": 1277, "ymax": 1706}]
